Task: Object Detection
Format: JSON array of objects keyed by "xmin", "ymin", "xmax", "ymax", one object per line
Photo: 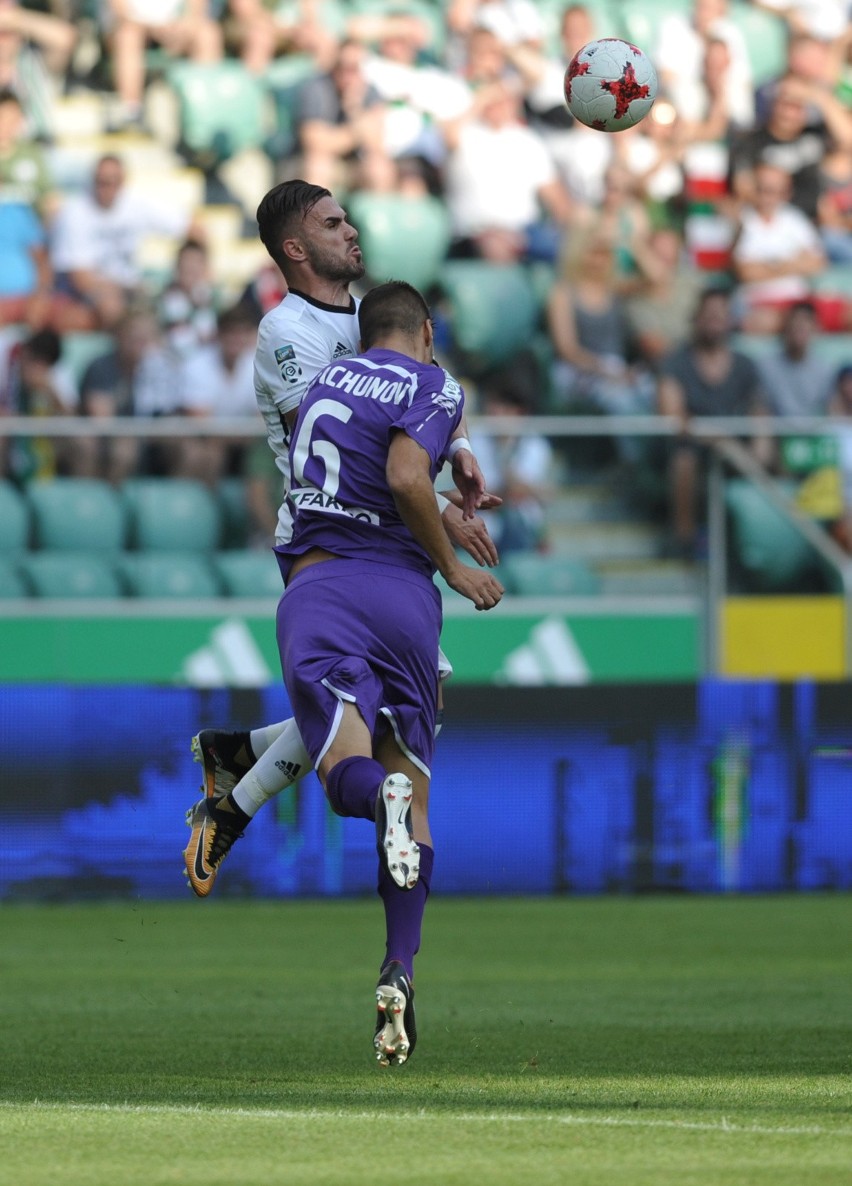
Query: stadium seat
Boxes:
[
  {"xmin": 0, "ymin": 481, "xmax": 30, "ymax": 553},
  {"xmin": 60, "ymin": 332, "xmax": 114, "ymax": 387},
  {"xmin": 811, "ymin": 267, "xmax": 852, "ymax": 298},
  {"xmin": 119, "ymin": 553, "xmax": 222, "ymax": 598},
  {"xmin": 21, "ymin": 552, "xmax": 124, "ymax": 598},
  {"xmin": 617, "ymin": 0, "xmax": 691, "ymax": 50},
  {"xmin": 501, "ymin": 552, "xmax": 601, "ymax": 597},
  {"xmin": 167, "ymin": 61, "xmax": 270, "ymax": 166},
  {"xmin": 440, "ymin": 261, "xmax": 540, "ymax": 369},
  {"xmin": 725, "ymin": 479, "xmax": 822, "ymax": 592},
  {"xmin": 212, "ymin": 550, "xmax": 283, "ymax": 597},
  {"xmin": 727, "ymin": 2, "xmax": 788, "ymax": 86},
  {"xmin": 0, "ymin": 558, "xmax": 28, "ymax": 598},
  {"xmin": 122, "ymin": 478, "xmax": 222, "ymax": 552},
  {"xmin": 263, "ymin": 54, "xmax": 322, "ymax": 159},
  {"xmin": 27, "ymin": 479, "xmax": 128, "ymax": 552},
  {"xmin": 347, "ymin": 192, "xmax": 452, "ymax": 292},
  {"xmin": 216, "ymin": 477, "xmax": 251, "ymax": 549}
]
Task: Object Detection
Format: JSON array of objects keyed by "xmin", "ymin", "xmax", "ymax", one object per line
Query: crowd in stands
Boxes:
[{"xmin": 0, "ymin": 0, "xmax": 852, "ymax": 565}]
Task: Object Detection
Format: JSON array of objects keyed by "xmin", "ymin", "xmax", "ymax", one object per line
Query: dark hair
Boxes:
[
  {"xmin": 785, "ymin": 299, "xmax": 817, "ymax": 321},
  {"xmin": 0, "ymin": 87, "xmax": 22, "ymax": 109},
  {"xmin": 217, "ymin": 301, "xmax": 259, "ymax": 332},
  {"xmin": 177, "ymin": 238, "xmax": 207, "ymax": 259},
  {"xmin": 695, "ymin": 285, "xmax": 732, "ymax": 312},
  {"xmin": 255, "ymin": 180, "xmax": 331, "ymax": 273},
  {"xmin": 23, "ymin": 329, "xmax": 62, "ymax": 366},
  {"xmin": 358, "ymin": 280, "xmax": 430, "ymax": 350}
]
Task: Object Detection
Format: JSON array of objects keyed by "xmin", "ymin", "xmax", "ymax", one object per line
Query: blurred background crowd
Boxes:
[{"xmin": 1, "ymin": 0, "xmax": 852, "ymax": 578}]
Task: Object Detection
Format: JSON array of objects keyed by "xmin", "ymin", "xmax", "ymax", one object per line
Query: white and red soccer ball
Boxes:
[{"xmin": 564, "ymin": 38, "xmax": 658, "ymax": 133}]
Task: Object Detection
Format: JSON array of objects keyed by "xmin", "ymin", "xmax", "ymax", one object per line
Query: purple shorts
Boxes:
[{"xmin": 276, "ymin": 558, "xmax": 442, "ymax": 777}]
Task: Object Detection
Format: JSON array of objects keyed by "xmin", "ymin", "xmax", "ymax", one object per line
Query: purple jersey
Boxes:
[{"xmin": 276, "ymin": 348, "xmax": 464, "ymax": 579}]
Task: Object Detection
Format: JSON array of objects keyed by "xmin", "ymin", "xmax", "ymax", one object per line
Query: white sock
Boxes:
[
  {"xmin": 233, "ymin": 718, "xmax": 312, "ymax": 817},
  {"xmin": 249, "ymin": 721, "xmax": 288, "ymax": 758}
]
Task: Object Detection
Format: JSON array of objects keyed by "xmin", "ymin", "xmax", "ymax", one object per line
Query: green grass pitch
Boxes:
[{"xmin": 2, "ymin": 895, "xmax": 850, "ymax": 1186}]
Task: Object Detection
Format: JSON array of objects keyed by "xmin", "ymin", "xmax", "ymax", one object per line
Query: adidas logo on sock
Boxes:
[{"xmin": 274, "ymin": 759, "xmax": 303, "ymax": 781}]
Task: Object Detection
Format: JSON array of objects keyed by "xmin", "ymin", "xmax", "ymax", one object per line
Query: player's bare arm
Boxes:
[{"xmin": 387, "ymin": 433, "xmax": 503, "ymax": 611}]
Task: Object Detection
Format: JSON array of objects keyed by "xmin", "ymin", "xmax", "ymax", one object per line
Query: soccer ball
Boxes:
[{"xmin": 564, "ymin": 38, "xmax": 658, "ymax": 133}]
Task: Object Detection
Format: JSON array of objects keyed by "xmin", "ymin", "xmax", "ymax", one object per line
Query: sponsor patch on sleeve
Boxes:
[{"xmin": 275, "ymin": 344, "xmax": 303, "ymax": 385}]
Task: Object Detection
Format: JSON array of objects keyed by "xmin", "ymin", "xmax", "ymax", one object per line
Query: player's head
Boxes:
[
  {"xmin": 359, "ymin": 280, "xmax": 433, "ymax": 361},
  {"xmin": 256, "ymin": 180, "xmax": 364, "ymax": 286}
]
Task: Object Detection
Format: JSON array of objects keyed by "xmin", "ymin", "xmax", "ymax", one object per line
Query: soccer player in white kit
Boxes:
[{"xmin": 183, "ymin": 180, "xmax": 498, "ymax": 897}]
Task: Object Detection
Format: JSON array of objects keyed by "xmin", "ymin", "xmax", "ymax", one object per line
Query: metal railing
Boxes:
[{"xmin": 2, "ymin": 413, "xmax": 851, "ymax": 673}]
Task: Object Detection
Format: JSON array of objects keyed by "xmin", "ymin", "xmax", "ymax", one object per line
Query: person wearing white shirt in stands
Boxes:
[{"xmin": 50, "ymin": 154, "xmax": 194, "ymax": 330}]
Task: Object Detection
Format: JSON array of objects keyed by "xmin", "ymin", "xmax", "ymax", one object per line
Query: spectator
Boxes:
[
  {"xmin": 625, "ymin": 227, "xmax": 705, "ymax": 370},
  {"xmin": 569, "ymin": 161, "xmax": 653, "ymax": 285},
  {"xmin": 0, "ymin": 326, "xmax": 75, "ymax": 483},
  {"xmin": 655, "ymin": 0, "xmax": 755, "ymax": 129},
  {"xmin": 547, "ymin": 232, "xmax": 650, "ymax": 422},
  {"xmin": 100, "ymin": 0, "xmax": 223, "ymax": 130},
  {"xmin": 74, "ymin": 305, "xmax": 182, "ymax": 482},
  {"xmin": 657, "ymin": 288, "xmax": 771, "ymax": 558},
  {"xmin": 442, "ymin": 78, "xmax": 572, "ymax": 263},
  {"xmin": 158, "ymin": 239, "xmax": 219, "ymax": 362},
  {"xmin": 730, "ymin": 76, "xmax": 852, "ymax": 223},
  {"xmin": 0, "ymin": 0, "xmax": 76, "ymax": 140},
  {"xmin": 468, "ymin": 370, "xmax": 555, "ymax": 554},
  {"xmin": 0, "ymin": 87, "xmax": 53, "ymax": 328},
  {"xmin": 502, "ymin": 3, "xmax": 616, "ymax": 208},
  {"xmin": 754, "ymin": 30, "xmax": 843, "ymax": 125},
  {"xmin": 223, "ymin": 0, "xmax": 338, "ymax": 78},
  {"xmin": 828, "ymin": 364, "xmax": 852, "ymax": 550},
  {"xmin": 294, "ymin": 38, "xmax": 391, "ymax": 192},
  {"xmin": 730, "ymin": 161, "xmax": 827, "ymax": 334},
  {"xmin": 351, "ymin": 11, "xmax": 471, "ymax": 171},
  {"xmin": 50, "ymin": 153, "xmax": 198, "ymax": 331},
  {"xmin": 817, "ymin": 147, "xmax": 852, "ymax": 263},
  {"xmin": 756, "ymin": 300, "xmax": 836, "ymax": 419},
  {"xmin": 238, "ymin": 261, "xmax": 285, "ymax": 323},
  {"xmin": 177, "ymin": 303, "xmax": 259, "ymax": 482}
]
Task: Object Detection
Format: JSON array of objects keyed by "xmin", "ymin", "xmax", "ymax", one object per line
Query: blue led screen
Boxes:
[{"xmin": 0, "ymin": 681, "xmax": 849, "ymax": 900}]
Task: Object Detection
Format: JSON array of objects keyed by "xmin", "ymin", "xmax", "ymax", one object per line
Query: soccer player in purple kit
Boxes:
[
  {"xmin": 183, "ymin": 181, "xmax": 499, "ymax": 898},
  {"xmin": 277, "ymin": 279, "xmax": 503, "ymax": 1064}
]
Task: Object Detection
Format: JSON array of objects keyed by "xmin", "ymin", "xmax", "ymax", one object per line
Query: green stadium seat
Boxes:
[
  {"xmin": 27, "ymin": 479, "xmax": 128, "ymax": 552},
  {"xmin": 21, "ymin": 552, "xmax": 124, "ymax": 598},
  {"xmin": 212, "ymin": 550, "xmax": 283, "ymax": 597},
  {"xmin": 60, "ymin": 332, "xmax": 114, "ymax": 386},
  {"xmin": 263, "ymin": 54, "xmax": 316, "ymax": 159},
  {"xmin": 440, "ymin": 261, "xmax": 540, "ymax": 369},
  {"xmin": 501, "ymin": 551, "xmax": 601, "ymax": 597},
  {"xmin": 216, "ymin": 477, "xmax": 251, "ymax": 549},
  {"xmin": 811, "ymin": 267, "xmax": 852, "ymax": 298},
  {"xmin": 727, "ymin": 2, "xmax": 789, "ymax": 86},
  {"xmin": 617, "ymin": 0, "xmax": 690, "ymax": 50},
  {"xmin": 123, "ymin": 478, "xmax": 222, "ymax": 552},
  {"xmin": 168, "ymin": 61, "xmax": 270, "ymax": 165},
  {"xmin": 0, "ymin": 481, "xmax": 30, "ymax": 553},
  {"xmin": 725, "ymin": 479, "xmax": 821, "ymax": 592},
  {"xmin": 119, "ymin": 553, "xmax": 222, "ymax": 598},
  {"xmin": 347, "ymin": 192, "xmax": 452, "ymax": 292},
  {"xmin": 0, "ymin": 558, "xmax": 28, "ymax": 597}
]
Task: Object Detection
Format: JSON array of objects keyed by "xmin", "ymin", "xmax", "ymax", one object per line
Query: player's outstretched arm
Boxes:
[{"xmin": 388, "ymin": 434, "xmax": 504, "ymax": 611}]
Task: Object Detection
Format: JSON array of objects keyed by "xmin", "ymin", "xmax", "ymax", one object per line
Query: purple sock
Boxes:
[
  {"xmin": 379, "ymin": 844, "xmax": 434, "ymax": 981},
  {"xmin": 325, "ymin": 755, "xmax": 384, "ymax": 820}
]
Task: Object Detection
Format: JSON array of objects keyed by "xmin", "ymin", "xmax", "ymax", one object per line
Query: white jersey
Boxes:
[{"xmin": 254, "ymin": 289, "xmax": 361, "ymax": 543}]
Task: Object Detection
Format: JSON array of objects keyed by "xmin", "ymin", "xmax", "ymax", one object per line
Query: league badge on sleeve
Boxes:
[
  {"xmin": 432, "ymin": 371, "xmax": 462, "ymax": 416},
  {"xmin": 275, "ymin": 344, "xmax": 303, "ymax": 385}
]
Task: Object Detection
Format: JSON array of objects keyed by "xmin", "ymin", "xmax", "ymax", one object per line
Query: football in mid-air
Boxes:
[{"xmin": 564, "ymin": 38, "xmax": 658, "ymax": 132}]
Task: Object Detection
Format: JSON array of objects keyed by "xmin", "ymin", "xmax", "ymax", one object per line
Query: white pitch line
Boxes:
[{"xmin": 2, "ymin": 1101, "xmax": 850, "ymax": 1139}]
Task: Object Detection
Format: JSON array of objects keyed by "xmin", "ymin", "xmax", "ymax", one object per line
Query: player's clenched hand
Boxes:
[
  {"xmin": 451, "ymin": 448, "xmax": 486, "ymax": 519},
  {"xmin": 441, "ymin": 501, "xmax": 499, "ymax": 568},
  {"xmin": 444, "ymin": 563, "xmax": 504, "ymax": 611}
]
